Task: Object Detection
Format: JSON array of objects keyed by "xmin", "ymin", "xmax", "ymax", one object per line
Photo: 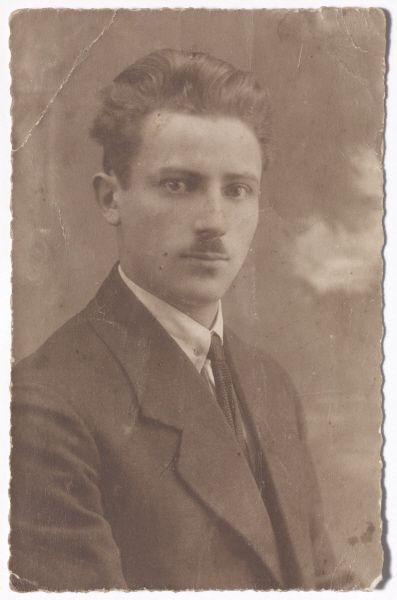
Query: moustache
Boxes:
[{"xmin": 187, "ymin": 237, "xmax": 228, "ymax": 255}]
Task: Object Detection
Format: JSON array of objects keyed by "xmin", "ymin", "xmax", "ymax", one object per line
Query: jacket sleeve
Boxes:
[{"xmin": 9, "ymin": 378, "xmax": 128, "ymax": 591}]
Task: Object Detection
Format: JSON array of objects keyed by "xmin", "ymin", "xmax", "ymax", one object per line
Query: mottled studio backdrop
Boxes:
[{"xmin": 11, "ymin": 8, "xmax": 385, "ymax": 586}]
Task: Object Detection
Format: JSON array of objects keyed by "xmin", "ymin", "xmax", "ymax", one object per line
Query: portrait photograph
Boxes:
[{"xmin": 6, "ymin": 2, "xmax": 390, "ymax": 594}]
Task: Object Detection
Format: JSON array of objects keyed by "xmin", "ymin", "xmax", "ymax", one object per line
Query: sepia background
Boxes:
[{"xmin": 10, "ymin": 8, "xmax": 385, "ymax": 587}]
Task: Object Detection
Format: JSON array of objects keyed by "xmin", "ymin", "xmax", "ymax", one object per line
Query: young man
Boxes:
[{"xmin": 10, "ymin": 49, "xmax": 346, "ymax": 591}]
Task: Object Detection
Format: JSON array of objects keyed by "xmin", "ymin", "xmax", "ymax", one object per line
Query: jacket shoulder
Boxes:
[
  {"xmin": 12, "ymin": 302, "xmax": 134, "ymax": 421},
  {"xmin": 14, "ymin": 308, "xmax": 99, "ymax": 383}
]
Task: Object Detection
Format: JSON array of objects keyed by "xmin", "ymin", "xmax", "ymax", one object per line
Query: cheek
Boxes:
[
  {"xmin": 234, "ymin": 204, "xmax": 259, "ymax": 239},
  {"xmin": 122, "ymin": 199, "xmax": 179, "ymax": 242}
]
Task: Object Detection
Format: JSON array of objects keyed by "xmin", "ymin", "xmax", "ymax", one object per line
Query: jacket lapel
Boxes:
[
  {"xmin": 176, "ymin": 370, "xmax": 284, "ymax": 588},
  {"xmin": 224, "ymin": 327, "xmax": 316, "ymax": 588},
  {"xmin": 85, "ymin": 266, "xmax": 284, "ymax": 587}
]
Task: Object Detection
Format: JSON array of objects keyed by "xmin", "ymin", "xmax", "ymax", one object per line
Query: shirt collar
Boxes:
[{"xmin": 118, "ymin": 265, "xmax": 223, "ymax": 373}]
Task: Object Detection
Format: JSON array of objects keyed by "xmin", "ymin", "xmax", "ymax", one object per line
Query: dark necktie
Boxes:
[{"xmin": 207, "ymin": 333, "xmax": 245, "ymax": 446}]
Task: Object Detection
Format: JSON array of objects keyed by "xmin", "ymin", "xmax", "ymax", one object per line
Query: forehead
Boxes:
[{"xmin": 135, "ymin": 111, "xmax": 263, "ymax": 177}]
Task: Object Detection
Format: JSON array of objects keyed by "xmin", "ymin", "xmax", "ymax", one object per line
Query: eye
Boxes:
[
  {"xmin": 224, "ymin": 183, "xmax": 253, "ymax": 199},
  {"xmin": 161, "ymin": 179, "xmax": 190, "ymax": 194}
]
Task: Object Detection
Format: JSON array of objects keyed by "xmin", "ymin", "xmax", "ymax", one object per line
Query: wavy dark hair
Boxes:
[{"xmin": 90, "ymin": 48, "xmax": 271, "ymax": 189}]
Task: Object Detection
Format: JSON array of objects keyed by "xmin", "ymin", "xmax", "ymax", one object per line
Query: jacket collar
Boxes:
[{"xmin": 85, "ymin": 264, "xmax": 312, "ymax": 588}]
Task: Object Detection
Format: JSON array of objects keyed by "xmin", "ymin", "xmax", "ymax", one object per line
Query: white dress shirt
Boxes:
[{"xmin": 118, "ymin": 265, "xmax": 222, "ymax": 389}]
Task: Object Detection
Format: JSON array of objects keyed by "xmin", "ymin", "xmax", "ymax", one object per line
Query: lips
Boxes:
[{"xmin": 181, "ymin": 252, "xmax": 230, "ymax": 262}]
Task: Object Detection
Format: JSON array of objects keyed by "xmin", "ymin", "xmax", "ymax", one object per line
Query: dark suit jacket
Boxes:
[{"xmin": 10, "ymin": 265, "xmax": 344, "ymax": 591}]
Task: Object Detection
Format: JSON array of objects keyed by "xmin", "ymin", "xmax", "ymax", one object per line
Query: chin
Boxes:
[{"xmin": 175, "ymin": 283, "xmax": 229, "ymax": 308}]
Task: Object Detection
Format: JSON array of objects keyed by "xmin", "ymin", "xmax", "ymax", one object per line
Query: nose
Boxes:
[{"xmin": 194, "ymin": 187, "xmax": 227, "ymax": 239}]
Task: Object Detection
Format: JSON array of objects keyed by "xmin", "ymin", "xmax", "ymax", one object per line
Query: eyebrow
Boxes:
[
  {"xmin": 151, "ymin": 168, "xmax": 201, "ymax": 179},
  {"xmin": 149, "ymin": 167, "xmax": 260, "ymax": 184},
  {"xmin": 223, "ymin": 172, "xmax": 260, "ymax": 184}
]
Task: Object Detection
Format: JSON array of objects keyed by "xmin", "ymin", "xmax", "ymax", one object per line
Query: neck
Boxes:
[
  {"xmin": 118, "ymin": 263, "xmax": 219, "ymax": 328},
  {"xmin": 170, "ymin": 300, "xmax": 219, "ymax": 329}
]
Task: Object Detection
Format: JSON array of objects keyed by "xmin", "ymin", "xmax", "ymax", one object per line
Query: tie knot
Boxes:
[{"xmin": 208, "ymin": 333, "xmax": 225, "ymax": 362}]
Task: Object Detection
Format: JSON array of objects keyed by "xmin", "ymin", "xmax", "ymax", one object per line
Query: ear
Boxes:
[{"xmin": 92, "ymin": 172, "xmax": 122, "ymax": 226}]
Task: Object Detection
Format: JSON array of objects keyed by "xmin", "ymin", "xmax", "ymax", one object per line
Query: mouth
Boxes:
[{"xmin": 181, "ymin": 252, "xmax": 230, "ymax": 262}]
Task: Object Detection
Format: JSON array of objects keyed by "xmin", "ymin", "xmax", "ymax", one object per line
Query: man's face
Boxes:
[{"xmin": 115, "ymin": 111, "xmax": 262, "ymax": 311}]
